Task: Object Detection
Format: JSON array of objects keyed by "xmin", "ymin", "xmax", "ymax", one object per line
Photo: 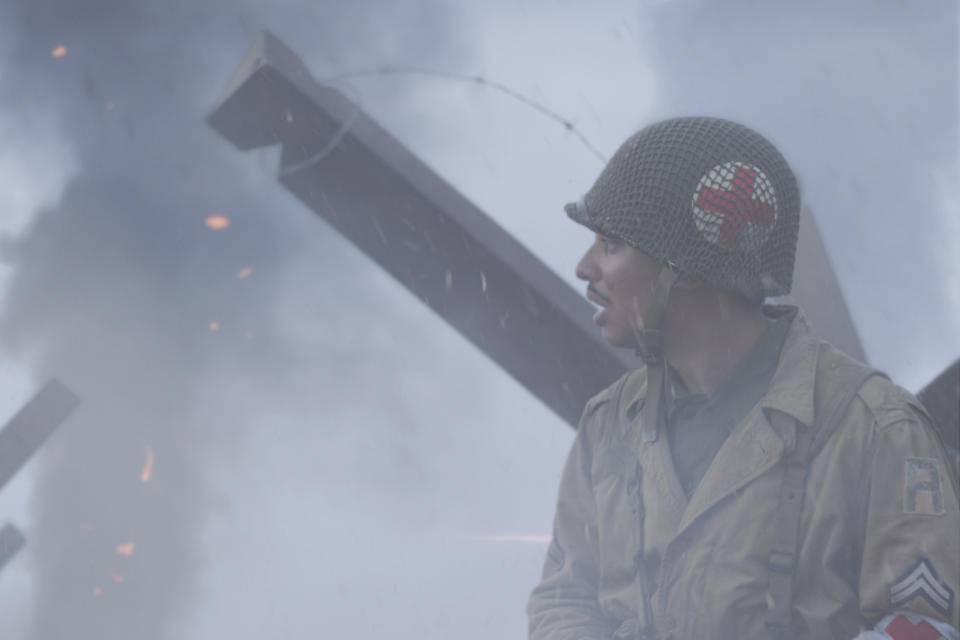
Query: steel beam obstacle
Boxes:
[
  {"xmin": 0, "ymin": 379, "xmax": 80, "ymax": 578},
  {"xmin": 208, "ymin": 32, "xmax": 919, "ymax": 427}
]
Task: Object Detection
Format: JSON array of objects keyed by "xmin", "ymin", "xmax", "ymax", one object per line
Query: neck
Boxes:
[{"xmin": 662, "ymin": 292, "xmax": 767, "ymax": 394}]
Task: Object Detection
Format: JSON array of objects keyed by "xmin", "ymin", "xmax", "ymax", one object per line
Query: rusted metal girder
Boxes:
[
  {"xmin": 207, "ymin": 32, "xmax": 871, "ymax": 427},
  {"xmin": 0, "ymin": 379, "xmax": 80, "ymax": 494}
]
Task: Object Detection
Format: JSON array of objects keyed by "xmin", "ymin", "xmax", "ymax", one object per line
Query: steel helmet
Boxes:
[{"xmin": 566, "ymin": 117, "xmax": 800, "ymax": 300}]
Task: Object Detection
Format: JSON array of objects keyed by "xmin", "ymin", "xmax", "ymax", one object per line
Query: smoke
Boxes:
[
  {"xmin": 0, "ymin": 0, "xmax": 469, "ymax": 637},
  {"xmin": 644, "ymin": 0, "xmax": 959, "ymax": 389}
]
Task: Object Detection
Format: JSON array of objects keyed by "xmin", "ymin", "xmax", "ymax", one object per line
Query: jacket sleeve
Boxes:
[
  {"xmin": 527, "ymin": 398, "xmax": 615, "ymax": 640},
  {"xmin": 856, "ymin": 382, "xmax": 960, "ymax": 633}
]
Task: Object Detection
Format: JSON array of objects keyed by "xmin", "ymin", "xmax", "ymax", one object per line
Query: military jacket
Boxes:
[{"xmin": 528, "ymin": 310, "xmax": 960, "ymax": 640}]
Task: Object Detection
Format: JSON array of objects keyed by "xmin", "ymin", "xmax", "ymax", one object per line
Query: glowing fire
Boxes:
[
  {"xmin": 204, "ymin": 214, "xmax": 231, "ymax": 230},
  {"xmin": 209, "ymin": 321, "xmax": 220, "ymax": 332},
  {"xmin": 51, "ymin": 45, "xmax": 67, "ymax": 58},
  {"xmin": 109, "ymin": 571, "xmax": 124, "ymax": 584},
  {"xmin": 140, "ymin": 447, "xmax": 153, "ymax": 483},
  {"xmin": 116, "ymin": 543, "xmax": 135, "ymax": 557},
  {"xmin": 236, "ymin": 266, "xmax": 253, "ymax": 279}
]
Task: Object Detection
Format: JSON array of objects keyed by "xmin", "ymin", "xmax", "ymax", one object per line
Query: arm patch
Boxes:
[{"xmin": 905, "ymin": 458, "xmax": 946, "ymax": 516}]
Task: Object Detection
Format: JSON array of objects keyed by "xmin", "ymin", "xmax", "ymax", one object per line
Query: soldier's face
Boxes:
[{"xmin": 575, "ymin": 233, "xmax": 662, "ymax": 348}]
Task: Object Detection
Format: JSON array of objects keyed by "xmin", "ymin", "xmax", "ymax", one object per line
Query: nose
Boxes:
[{"xmin": 575, "ymin": 244, "xmax": 598, "ymax": 282}]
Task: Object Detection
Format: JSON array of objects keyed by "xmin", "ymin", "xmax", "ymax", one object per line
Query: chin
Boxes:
[{"xmin": 600, "ymin": 327, "xmax": 634, "ymax": 350}]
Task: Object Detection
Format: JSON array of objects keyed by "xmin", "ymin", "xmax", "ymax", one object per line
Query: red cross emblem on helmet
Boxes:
[{"xmin": 691, "ymin": 161, "xmax": 778, "ymax": 251}]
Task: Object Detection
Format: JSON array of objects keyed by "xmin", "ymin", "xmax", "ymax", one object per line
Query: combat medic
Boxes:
[{"xmin": 527, "ymin": 118, "xmax": 959, "ymax": 640}]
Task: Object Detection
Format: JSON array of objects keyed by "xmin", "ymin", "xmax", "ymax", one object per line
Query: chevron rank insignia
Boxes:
[{"xmin": 888, "ymin": 558, "xmax": 955, "ymax": 617}]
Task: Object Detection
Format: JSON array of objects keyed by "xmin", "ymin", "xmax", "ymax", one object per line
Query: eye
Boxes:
[{"xmin": 599, "ymin": 236, "xmax": 617, "ymax": 254}]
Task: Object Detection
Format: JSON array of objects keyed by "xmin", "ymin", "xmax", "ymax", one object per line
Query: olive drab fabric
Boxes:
[{"xmin": 527, "ymin": 309, "xmax": 960, "ymax": 640}]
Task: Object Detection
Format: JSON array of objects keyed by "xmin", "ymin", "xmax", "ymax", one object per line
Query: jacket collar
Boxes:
[{"xmin": 756, "ymin": 305, "xmax": 822, "ymax": 428}]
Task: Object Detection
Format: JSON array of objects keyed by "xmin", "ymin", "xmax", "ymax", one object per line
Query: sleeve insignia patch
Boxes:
[
  {"xmin": 888, "ymin": 557, "xmax": 955, "ymax": 617},
  {"xmin": 904, "ymin": 458, "xmax": 945, "ymax": 516}
]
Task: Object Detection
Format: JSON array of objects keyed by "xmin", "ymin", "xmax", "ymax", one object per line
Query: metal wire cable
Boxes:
[{"xmin": 322, "ymin": 67, "xmax": 608, "ymax": 164}]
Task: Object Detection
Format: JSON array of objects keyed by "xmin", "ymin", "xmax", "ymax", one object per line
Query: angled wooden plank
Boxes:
[{"xmin": 0, "ymin": 379, "xmax": 81, "ymax": 493}]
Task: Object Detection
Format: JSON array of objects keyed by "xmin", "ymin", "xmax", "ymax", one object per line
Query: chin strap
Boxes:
[{"xmin": 634, "ymin": 265, "xmax": 680, "ymax": 444}]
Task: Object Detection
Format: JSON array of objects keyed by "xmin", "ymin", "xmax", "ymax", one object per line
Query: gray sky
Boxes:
[{"xmin": 0, "ymin": 1, "xmax": 956, "ymax": 639}]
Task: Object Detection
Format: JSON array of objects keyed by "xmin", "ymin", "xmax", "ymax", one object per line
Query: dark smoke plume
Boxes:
[{"xmin": 0, "ymin": 1, "xmax": 467, "ymax": 637}]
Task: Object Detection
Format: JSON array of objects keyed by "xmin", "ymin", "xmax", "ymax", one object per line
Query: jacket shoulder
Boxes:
[
  {"xmin": 581, "ymin": 367, "xmax": 647, "ymax": 422},
  {"xmin": 814, "ymin": 345, "xmax": 928, "ymax": 432}
]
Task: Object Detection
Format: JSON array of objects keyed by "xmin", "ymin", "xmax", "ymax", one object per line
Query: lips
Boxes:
[
  {"xmin": 586, "ymin": 286, "xmax": 612, "ymax": 325},
  {"xmin": 586, "ymin": 285, "xmax": 612, "ymax": 308}
]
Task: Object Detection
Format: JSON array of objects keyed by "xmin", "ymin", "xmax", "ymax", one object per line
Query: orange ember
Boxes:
[
  {"xmin": 109, "ymin": 571, "xmax": 124, "ymax": 584},
  {"xmin": 140, "ymin": 447, "xmax": 154, "ymax": 483},
  {"xmin": 116, "ymin": 543, "xmax": 135, "ymax": 557},
  {"xmin": 51, "ymin": 45, "xmax": 67, "ymax": 58},
  {"xmin": 236, "ymin": 266, "xmax": 253, "ymax": 279},
  {"xmin": 204, "ymin": 214, "xmax": 231, "ymax": 230},
  {"xmin": 93, "ymin": 587, "xmax": 103, "ymax": 597},
  {"xmin": 209, "ymin": 321, "xmax": 220, "ymax": 332}
]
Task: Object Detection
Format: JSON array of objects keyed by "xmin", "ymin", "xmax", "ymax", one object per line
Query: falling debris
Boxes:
[
  {"xmin": 236, "ymin": 266, "xmax": 253, "ymax": 279},
  {"xmin": 208, "ymin": 321, "xmax": 220, "ymax": 332},
  {"xmin": 204, "ymin": 214, "xmax": 231, "ymax": 230},
  {"xmin": 115, "ymin": 542, "xmax": 135, "ymax": 557},
  {"xmin": 481, "ymin": 272, "xmax": 487, "ymax": 293},
  {"xmin": 51, "ymin": 45, "xmax": 67, "ymax": 58},
  {"xmin": 140, "ymin": 447, "xmax": 153, "ymax": 483},
  {"xmin": 444, "ymin": 269, "xmax": 453, "ymax": 290}
]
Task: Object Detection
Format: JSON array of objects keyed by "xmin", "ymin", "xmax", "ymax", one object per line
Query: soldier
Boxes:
[{"xmin": 527, "ymin": 118, "xmax": 960, "ymax": 640}]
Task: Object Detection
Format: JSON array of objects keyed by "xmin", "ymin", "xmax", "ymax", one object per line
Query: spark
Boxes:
[
  {"xmin": 109, "ymin": 571, "xmax": 124, "ymax": 584},
  {"xmin": 51, "ymin": 45, "xmax": 67, "ymax": 58},
  {"xmin": 140, "ymin": 447, "xmax": 153, "ymax": 483},
  {"xmin": 204, "ymin": 214, "xmax": 231, "ymax": 230},
  {"xmin": 236, "ymin": 266, "xmax": 253, "ymax": 279},
  {"xmin": 115, "ymin": 543, "xmax": 135, "ymax": 557},
  {"xmin": 462, "ymin": 534, "xmax": 551, "ymax": 543},
  {"xmin": 244, "ymin": 330, "xmax": 254, "ymax": 339},
  {"xmin": 92, "ymin": 587, "xmax": 102, "ymax": 597},
  {"xmin": 209, "ymin": 322, "xmax": 220, "ymax": 332}
]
